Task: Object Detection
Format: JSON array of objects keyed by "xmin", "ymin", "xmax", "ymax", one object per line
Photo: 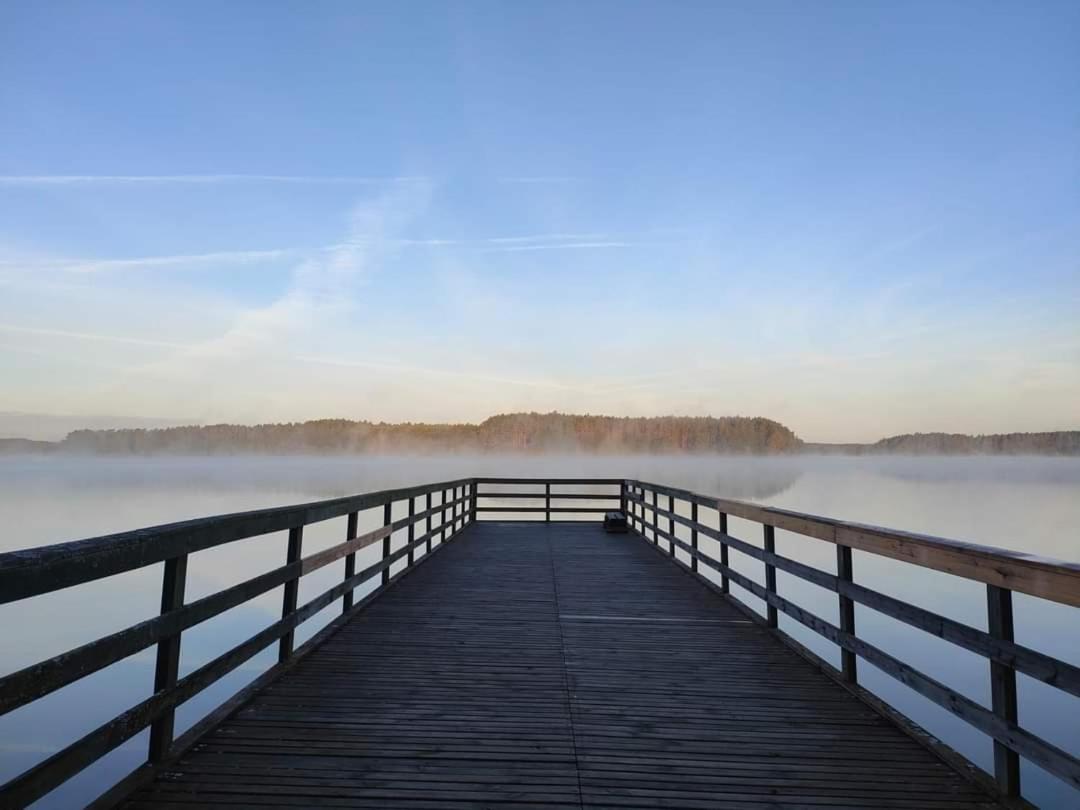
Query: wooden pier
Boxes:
[{"xmin": 1, "ymin": 478, "xmax": 1078, "ymax": 808}]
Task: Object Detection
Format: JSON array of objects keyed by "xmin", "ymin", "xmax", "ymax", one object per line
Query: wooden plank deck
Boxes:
[{"xmin": 121, "ymin": 521, "xmax": 1004, "ymax": 809}]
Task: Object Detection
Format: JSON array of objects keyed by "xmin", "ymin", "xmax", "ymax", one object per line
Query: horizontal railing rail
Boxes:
[
  {"xmin": 623, "ymin": 478, "xmax": 1080, "ymax": 803},
  {"xmin": 0, "ymin": 478, "xmax": 475, "ymax": 808},
  {"xmin": 472, "ymin": 477, "xmax": 624, "ymax": 522}
]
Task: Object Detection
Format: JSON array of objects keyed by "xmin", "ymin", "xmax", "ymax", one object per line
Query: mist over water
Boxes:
[{"xmin": 1, "ymin": 455, "xmax": 1078, "ymax": 807}]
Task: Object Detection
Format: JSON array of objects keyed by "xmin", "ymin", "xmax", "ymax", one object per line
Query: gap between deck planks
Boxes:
[{"xmin": 121, "ymin": 521, "xmax": 1005, "ymax": 809}]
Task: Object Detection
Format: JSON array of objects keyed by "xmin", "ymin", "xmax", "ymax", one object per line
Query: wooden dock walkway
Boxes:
[
  {"xmin": 4, "ymin": 477, "xmax": 1078, "ymax": 808},
  {"xmin": 121, "ymin": 522, "xmax": 1002, "ymax": 809}
]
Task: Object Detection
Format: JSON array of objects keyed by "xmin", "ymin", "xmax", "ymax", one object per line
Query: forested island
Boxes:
[
  {"xmin": 805, "ymin": 432, "xmax": 1080, "ymax": 455},
  {"xmin": 0, "ymin": 412, "xmax": 1077, "ymax": 455}
]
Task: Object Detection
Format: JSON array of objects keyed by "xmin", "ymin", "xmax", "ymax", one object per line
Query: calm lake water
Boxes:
[{"xmin": 1, "ymin": 455, "xmax": 1078, "ymax": 808}]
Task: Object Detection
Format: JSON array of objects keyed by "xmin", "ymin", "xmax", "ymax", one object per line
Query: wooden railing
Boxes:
[
  {"xmin": 2, "ymin": 476, "xmax": 1078, "ymax": 807},
  {"xmin": 472, "ymin": 477, "xmax": 625, "ymax": 521},
  {"xmin": 624, "ymin": 479, "xmax": 1080, "ymax": 803},
  {"xmin": 0, "ymin": 478, "xmax": 475, "ymax": 808}
]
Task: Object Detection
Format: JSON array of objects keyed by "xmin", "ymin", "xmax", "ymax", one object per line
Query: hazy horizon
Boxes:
[
  {"xmin": 2, "ymin": 407, "xmax": 1077, "ymax": 446},
  {"xmin": 2, "ymin": 3, "xmax": 1079, "ymax": 443}
]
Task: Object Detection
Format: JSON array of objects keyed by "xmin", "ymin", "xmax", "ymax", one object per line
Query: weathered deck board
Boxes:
[{"xmin": 122, "ymin": 522, "xmax": 1003, "ymax": 809}]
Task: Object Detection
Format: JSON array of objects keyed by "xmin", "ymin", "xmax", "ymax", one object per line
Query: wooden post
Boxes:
[
  {"xmin": 442, "ymin": 489, "xmax": 449, "ymax": 544},
  {"xmin": 718, "ymin": 512, "xmax": 729, "ymax": 593},
  {"xmin": 453, "ymin": 486, "xmax": 460, "ymax": 532},
  {"xmin": 426, "ymin": 492, "xmax": 433, "ymax": 554},
  {"xmin": 642, "ymin": 487, "xmax": 649, "ymax": 538},
  {"xmin": 545, "ymin": 483, "xmax": 551, "ymax": 523},
  {"xmin": 148, "ymin": 553, "xmax": 188, "ymax": 762},
  {"xmin": 343, "ymin": 512, "xmax": 358, "ymax": 613},
  {"xmin": 837, "ymin": 545, "xmax": 857, "ymax": 683},
  {"xmin": 988, "ymin": 584, "xmax": 1020, "ymax": 796},
  {"xmin": 620, "ymin": 482, "xmax": 628, "ymax": 517},
  {"xmin": 690, "ymin": 502, "xmax": 698, "ymax": 573},
  {"xmin": 668, "ymin": 494, "xmax": 675, "ymax": 557},
  {"xmin": 407, "ymin": 496, "xmax": 416, "ymax": 565},
  {"xmin": 381, "ymin": 502, "xmax": 392, "ymax": 585},
  {"xmin": 651, "ymin": 490, "xmax": 658, "ymax": 544},
  {"xmin": 763, "ymin": 524, "xmax": 777, "ymax": 628},
  {"xmin": 470, "ymin": 482, "xmax": 477, "ymax": 523},
  {"xmin": 278, "ymin": 526, "xmax": 303, "ymax": 663}
]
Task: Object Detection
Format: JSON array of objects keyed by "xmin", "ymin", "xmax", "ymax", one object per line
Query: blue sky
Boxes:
[{"xmin": 0, "ymin": 1, "xmax": 1077, "ymax": 442}]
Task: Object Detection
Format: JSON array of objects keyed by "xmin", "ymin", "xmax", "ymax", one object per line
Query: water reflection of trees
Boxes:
[
  {"xmin": 630, "ymin": 460, "xmax": 803, "ymax": 503},
  {"xmin": 706, "ymin": 467, "xmax": 802, "ymax": 500}
]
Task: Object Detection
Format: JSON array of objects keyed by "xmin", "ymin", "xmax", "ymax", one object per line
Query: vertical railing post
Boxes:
[
  {"xmin": 651, "ymin": 489, "xmax": 658, "ymax": 544},
  {"xmin": 426, "ymin": 492, "xmax": 433, "ymax": 554},
  {"xmin": 987, "ymin": 585, "xmax": 1020, "ymax": 796},
  {"xmin": 148, "ymin": 553, "xmax": 188, "ymax": 762},
  {"xmin": 343, "ymin": 511, "xmax": 358, "ymax": 613},
  {"xmin": 453, "ymin": 485, "xmax": 461, "ymax": 532},
  {"xmin": 407, "ymin": 496, "xmax": 416, "ymax": 565},
  {"xmin": 640, "ymin": 487, "xmax": 647, "ymax": 537},
  {"xmin": 763, "ymin": 524, "xmax": 777, "ymax": 628},
  {"xmin": 836, "ymin": 545, "xmax": 857, "ymax": 683},
  {"xmin": 545, "ymin": 482, "xmax": 551, "ymax": 523},
  {"xmin": 278, "ymin": 526, "xmax": 304, "ymax": 663},
  {"xmin": 690, "ymin": 502, "xmax": 698, "ymax": 573},
  {"xmin": 668, "ymin": 494, "xmax": 675, "ymax": 557},
  {"xmin": 718, "ymin": 511, "xmax": 730, "ymax": 593},
  {"xmin": 442, "ymin": 489, "xmax": 449, "ymax": 544},
  {"xmin": 381, "ymin": 501, "xmax": 392, "ymax": 585},
  {"xmin": 470, "ymin": 481, "xmax": 477, "ymax": 523},
  {"xmin": 620, "ymin": 481, "xmax": 628, "ymax": 517}
]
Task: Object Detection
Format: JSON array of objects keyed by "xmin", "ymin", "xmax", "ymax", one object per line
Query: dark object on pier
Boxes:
[
  {"xmin": 2, "ymin": 477, "xmax": 1078, "ymax": 808},
  {"xmin": 603, "ymin": 509, "xmax": 628, "ymax": 532}
]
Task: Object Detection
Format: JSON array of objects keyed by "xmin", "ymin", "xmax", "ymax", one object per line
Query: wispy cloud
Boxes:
[
  {"xmin": 0, "ymin": 249, "xmax": 293, "ymax": 274},
  {"xmin": 498, "ymin": 176, "xmax": 579, "ymax": 184},
  {"xmin": 132, "ymin": 181, "xmax": 435, "ymax": 379},
  {"xmin": 0, "ymin": 232, "xmax": 655, "ymax": 277},
  {"xmin": 0, "ymin": 323, "xmax": 191, "ymax": 348},
  {"xmin": 299, "ymin": 355, "xmax": 578, "ymax": 390},
  {"xmin": 0, "ymin": 174, "xmax": 424, "ymax": 186},
  {"xmin": 483, "ymin": 232, "xmax": 608, "ymax": 244},
  {"xmin": 481, "ymin": 241, "xmax": 634, "ymax": 253}
]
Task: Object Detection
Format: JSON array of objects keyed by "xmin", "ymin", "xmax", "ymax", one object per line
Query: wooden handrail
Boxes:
[
  {"xmin": 0, "ymin": 480, "xmax": 474, "ymax": 808},
  {"xmin": 0, "ymin": 477, "xmax": 474, "ymax": 604},
  {"xmin": 625, "ymin": 479, "xmax": 1080, "ymax": 801},
  {"xmin": 472, "ymin": 478, "xmax": 623, "ymax": 522},
  {"xmin": 473, "ymin": 477, "xmax": 625, "ymax": 484},
  {"xmin": 632, "ymin": 479, "xmax": 1080, "ymax": 607}
]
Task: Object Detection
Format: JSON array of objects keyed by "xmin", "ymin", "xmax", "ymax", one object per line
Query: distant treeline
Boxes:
[
  {"xmin": 870, "ymin": 431, "xmax": 1080, "ymax": 455},
  {"xmin": 1, "ymin": 415, "xmax": 1076, "ymax": 456},
  {"xmin": 45, "ymin": 413, "xmax": 801, "ymax": 455},
  {"xmin": 803, "ymin": 431, "xmax": 1080, "ymax": 456}
]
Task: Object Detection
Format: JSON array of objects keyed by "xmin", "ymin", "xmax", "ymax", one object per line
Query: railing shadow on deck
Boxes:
[{"xmin": 0, "ymin": 476, "xmax": 1077, "ymax": 808}]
